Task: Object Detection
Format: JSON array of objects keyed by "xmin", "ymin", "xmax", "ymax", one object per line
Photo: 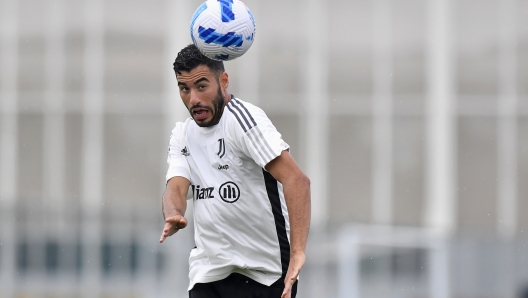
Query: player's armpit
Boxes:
[{"xmin": 265, "ymin": 151, "xmax": 308, "ymax": 186}]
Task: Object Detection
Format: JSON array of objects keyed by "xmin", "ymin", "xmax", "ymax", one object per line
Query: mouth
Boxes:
[{"xmin": 192, "ymin": 108, "xmax": 211, "ymax": 121}]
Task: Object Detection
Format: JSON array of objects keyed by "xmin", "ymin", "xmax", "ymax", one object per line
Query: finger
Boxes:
[
  {"xmin": 282, "ymin": 269, "xmax": 300, "ymax": 298},
  {"xmin": 160, "ymin": 223, "xmax": 176, "ymax": 243},
  {"xmin": 281, "ymin": 287, "xmax": 291, "ymax": 298},
  {"xmin": 281, "ymin": 279, "xmax": 293, "ymax": 298},
  {"xmin": 160, "ymin": 229, "xmax": 178, "ymax": 242},
  {"xmin": 281, "ymin": 285, "xmax": 291, "ymax": 298},
  {"xmin": 163, "ymin": 222, "xmax": 172, "ymax": 233},
  {"xmin": 160, "ymin": 224, "xmax": 171, "ymax": 243}
]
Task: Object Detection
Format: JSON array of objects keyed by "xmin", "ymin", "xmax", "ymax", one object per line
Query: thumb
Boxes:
[
  {"xmin": 166, "ymin": 215, "xmax": 187, "ymax": 226},
  {"xmin": 176, "ymin": 216, "xmax": 188, "ymax": 228}
]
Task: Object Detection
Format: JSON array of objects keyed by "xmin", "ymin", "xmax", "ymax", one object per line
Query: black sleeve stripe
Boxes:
[
  {"xmin": 226, "ymin": 103, "xmax": 248, "ymax": 132},
  {"xmin": 262, "ymin": 170, "xmax": 290, "ymax": 276},
  {"xmin": 228, "ymin": 102, "xmax": 268, "ymax": 162},
  {"xmin": 229, "ymin": 101, "xmax": 254, "ymax": 130},
  {"xmin": 233, "ymin": 98, "xmax": 257, "ymax": 126},
  {"xmin": 228, "ymin": 99, "xmax": 281, "ymax": 165},
  {"xmin": 248, "ymin": 127, "xmax": 275, "ymax": 162},
  {"xmin": 246, "ymin": 130, "xmax": 268, "ymax": 163},
  {"xmin": 247, "ymin": 128, "xmax": 273, "ymax": 162},
  {"xmin": 254, "ymin": 126, "xmax": 278, "ymax": 161}
]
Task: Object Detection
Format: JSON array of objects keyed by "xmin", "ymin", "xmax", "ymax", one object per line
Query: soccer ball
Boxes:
[{"xmin": 190, "ymin": 0, "xmax": 256, "ymax": 61}]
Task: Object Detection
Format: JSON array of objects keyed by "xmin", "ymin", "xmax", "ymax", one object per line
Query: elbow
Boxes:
[
  {"xmin": 302, "ymin": 174, "xmax": 311, "ymax": 188},
  {"xmin": 295, "ymin": 173, "xmax": 310, "ymax": 191},
  {"xmin": 283, "ymin": 172, "xmax": 310, "ymax": 190}
]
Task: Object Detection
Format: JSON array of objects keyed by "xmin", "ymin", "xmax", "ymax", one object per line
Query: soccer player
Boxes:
[{"xmin": 159, "ymin": 44, "xmax": 311, "ymax": 298}]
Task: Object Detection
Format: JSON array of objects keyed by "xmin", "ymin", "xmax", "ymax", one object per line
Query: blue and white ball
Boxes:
[{"xmin": 190, "ymin": 0, "xmax": 256, "ymax": 61}]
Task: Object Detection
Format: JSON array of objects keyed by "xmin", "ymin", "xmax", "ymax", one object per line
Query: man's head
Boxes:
[{"xmin": 174, "ymin": 44, "xmax": 230, "ymax": 127}]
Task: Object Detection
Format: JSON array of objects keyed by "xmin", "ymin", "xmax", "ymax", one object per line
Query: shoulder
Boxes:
[
  {"xmin": 224, "ymin": 98, "xmax": 271, "ymax": 132},
  {"xmin": 171, "ymin": 118, "xmax": 194, "ymax": 135}
]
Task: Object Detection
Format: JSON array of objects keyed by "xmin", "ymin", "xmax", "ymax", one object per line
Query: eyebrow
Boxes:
[
  {"xmin": 177, "ymin": 77, "xmax": 210, "ymax": 87},
  {"xmin": 194, "ymin": 77, "xmax": 209, "ymax": 84}
]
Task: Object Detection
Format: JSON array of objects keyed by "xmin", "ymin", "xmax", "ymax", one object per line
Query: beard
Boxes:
[{"xmin": 189, "ymin": 86, "xmax": 225, "ymax": 128}]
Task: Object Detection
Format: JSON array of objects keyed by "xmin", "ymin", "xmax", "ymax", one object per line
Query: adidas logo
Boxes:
[{"xmin": 181, "ymin": 146, "xmax": 190, "ymax": 156}]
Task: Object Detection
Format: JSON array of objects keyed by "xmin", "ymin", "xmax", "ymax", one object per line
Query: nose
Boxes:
[{"xmin": 189, "ymin": 89, "xmax": 201, "ymax": 107}]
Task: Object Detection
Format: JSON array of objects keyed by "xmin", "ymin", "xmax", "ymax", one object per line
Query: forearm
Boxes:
[
  {"xmin": 283, "ymin": 174, "xmax": 311, "ymax": 254},
  {"xmin": 162, "ymin": 177, "xmax": 189, "ymax": 219},
  {"xmin": 162, "ymin": 192, "xmax": 186, "ymax": 220}
]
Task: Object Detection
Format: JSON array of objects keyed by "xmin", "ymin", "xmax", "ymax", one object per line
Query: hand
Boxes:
[
  {"xmin": 159, "ymin": 215, "xmax": 188, "ymax": 243},
  {"xmin": 281, "ymin": 252, "xmax": 306, "ymax": 298}
]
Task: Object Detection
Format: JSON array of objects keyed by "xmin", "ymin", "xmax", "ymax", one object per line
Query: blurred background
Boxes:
[{"xmin": 0, "ymin": 0, "xmax": 527, "ymax": 297}]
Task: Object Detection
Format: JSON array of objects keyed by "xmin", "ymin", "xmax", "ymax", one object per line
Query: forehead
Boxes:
[{"xmin": 177, "ymin": 65, "xmax": 215, "ymax": 84}]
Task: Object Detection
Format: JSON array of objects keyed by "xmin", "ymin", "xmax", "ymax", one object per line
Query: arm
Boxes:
[
  {"xmin": 159, "ymin": 176, "xmax": 190, "ymax": 243},
  {"xmin": 265, "ymin": 151, "xmax": 311, "ymax": 298}
]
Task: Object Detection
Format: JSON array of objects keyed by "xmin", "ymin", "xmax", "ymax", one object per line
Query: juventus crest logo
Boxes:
[{"xmin": 216, "ymin": 138, "xmax": 226, "ymax": 158}]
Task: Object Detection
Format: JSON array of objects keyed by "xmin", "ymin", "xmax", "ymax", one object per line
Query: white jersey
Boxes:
[{"xmin": 166, "ymin": 97, "xmax": 291, "ymax": 290}]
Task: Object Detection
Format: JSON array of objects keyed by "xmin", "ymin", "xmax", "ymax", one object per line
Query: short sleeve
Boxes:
[
  {"xmin": 226, "ymin": 99, "xmax": 289, "ymax": 169},
  {"xmin": 166, "ymin": 121, "xmax": 191, "ymax": 182}
]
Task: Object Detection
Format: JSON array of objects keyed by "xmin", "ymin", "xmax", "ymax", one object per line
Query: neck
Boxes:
[
  {"xmin": 209, "ymin": 92, "xmax": 230, "ymax": 126},
  {"xmin": 225, "ymin": 92, "xmax": 232, "ymax": 103}
]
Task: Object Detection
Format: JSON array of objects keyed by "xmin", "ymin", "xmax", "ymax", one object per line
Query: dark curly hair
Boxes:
[{"xmin": 173, "ymin": 44, "xmax": 225, "ymax": 75}]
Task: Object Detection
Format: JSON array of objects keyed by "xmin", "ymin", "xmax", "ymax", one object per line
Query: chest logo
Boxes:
[
  {"xmin": 216, "ymin": 138, "xmax": 226, "ymax": 158},
  {"xmin": 219, "ymin": 181, "xmax": 240, "ymax": 203}
]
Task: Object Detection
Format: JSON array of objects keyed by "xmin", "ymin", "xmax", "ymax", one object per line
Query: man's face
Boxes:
[{"xmin": 177, "ymin": 65, "xmax": 229, "ymax": 127}]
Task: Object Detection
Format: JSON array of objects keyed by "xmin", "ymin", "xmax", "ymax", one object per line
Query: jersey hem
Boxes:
[{"xmin": 187, "ymin": 270, "xmax": 282, "ymax": 291}]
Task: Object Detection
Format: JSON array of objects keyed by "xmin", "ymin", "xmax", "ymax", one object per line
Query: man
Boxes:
[{"xmin": 159, "ymin": 44, "xmax": 311, "ymax": 298}]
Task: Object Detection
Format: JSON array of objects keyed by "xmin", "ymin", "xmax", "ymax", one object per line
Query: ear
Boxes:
[{"xmin": 219, "ymin": 71, "xmax": 229, "ymax": 90}]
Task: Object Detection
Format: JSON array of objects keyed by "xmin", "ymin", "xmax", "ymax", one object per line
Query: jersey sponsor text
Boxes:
[{"xmin": 191, "ymin": 185, "xmax": 214, "ymax": 200}]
